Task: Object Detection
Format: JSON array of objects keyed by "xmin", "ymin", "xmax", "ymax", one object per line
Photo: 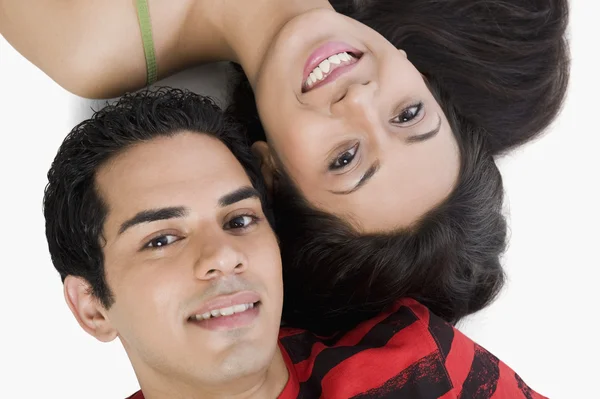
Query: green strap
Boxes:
[{"xmin": 136, "ymin": 0, "xmax": 158, "ymax": 85}]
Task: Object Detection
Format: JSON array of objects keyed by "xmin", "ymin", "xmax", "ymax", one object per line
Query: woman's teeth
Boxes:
[
  {"xmin": 190, "ymin": 302, "xmax": 255, "ymax": 321},
  {"xmin": 305, "ymin": 52, "xmax": 356, "ymax": 89}
]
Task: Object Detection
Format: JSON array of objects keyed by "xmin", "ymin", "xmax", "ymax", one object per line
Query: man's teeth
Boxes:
[
  {"xmin": 191, "ymin": 302, "xmax": 255, "ymax": 321},
  {"xmin": 305, "ymin": 52, "xmax": 355, "ymax": 88}
]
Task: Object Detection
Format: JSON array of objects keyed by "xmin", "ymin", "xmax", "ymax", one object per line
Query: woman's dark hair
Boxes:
[
  {"xmin": 226, "ymin": 0, "xmax": 569, "ymax": 331},
  {"xmin": 274, "ymin": 81, "xmax": 506, "ymax": 333},
  {"xmin": 43, "ymin": 88, "xmax": 271, "ymax": 309},
  {"xmin": 229, "ymin": 0, "xmax": 569, "ymax": 153}
]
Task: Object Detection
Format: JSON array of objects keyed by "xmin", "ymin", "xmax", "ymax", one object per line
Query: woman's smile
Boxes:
[{"xmin": 302, "ymin": 41, "xmax": 363, "ymax": 92}]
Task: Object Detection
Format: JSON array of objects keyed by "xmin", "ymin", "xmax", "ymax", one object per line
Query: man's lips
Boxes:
[
  {"xmin": 187, "ymin": 291, "xmax": 260, "ymax": 321},
  {"xmin": 189, "ymin": 303, "xmax": 260, "ymax": 331}
]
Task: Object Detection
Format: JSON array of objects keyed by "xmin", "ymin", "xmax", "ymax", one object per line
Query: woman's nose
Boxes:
[{"xmin": 331, "ymin": 80, "xmax": 378, "ymax": 126}]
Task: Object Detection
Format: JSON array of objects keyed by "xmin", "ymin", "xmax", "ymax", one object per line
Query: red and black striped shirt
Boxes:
[{"xmin": 128, "ymin": 298, "xmax": 546, "ymax": 398}]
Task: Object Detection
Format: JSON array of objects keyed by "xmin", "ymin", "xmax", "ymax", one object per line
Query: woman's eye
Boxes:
[
  {"xmin": 391, "ymin": 102, "xmax": 424, "ymax": 125},
  {"xmin": 329, "ymin": 143, "xmax": 359, "ymax": 171},
  {"xmin": 224, "ymin": 215, "xmax": 258, "ymax": 230},
  {"xmin": 144, "ymin": 234, "xmax": 180, "ymax": 249}
]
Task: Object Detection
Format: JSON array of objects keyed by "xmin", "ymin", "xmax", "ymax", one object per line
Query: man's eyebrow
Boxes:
[
  {"xmin": 218, "ymin": 186, "xmax": 261, "ymax": 207},
  {"xmin": 406, "ymin": 114, "xmax": 442, "ymax": 144},
  {"xmin": 118, "ymin": 207, "xmax": 188, "ymax": 235},
  {"xmin": 330, "ymin": 161, "xmax": 380, "ymax": 195},
  {"xmin": 116, "ymin": 187, "xmax": 259, "ymax": 235}
]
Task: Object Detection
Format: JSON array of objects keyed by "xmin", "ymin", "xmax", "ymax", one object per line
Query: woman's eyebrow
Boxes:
[
  {"xmin": 329, "ymin": 161, "xmax": 380, "ymax": 195},
  {"xmin": 406, "ymin": 114, "xmax": 442, "ymax": 144}
]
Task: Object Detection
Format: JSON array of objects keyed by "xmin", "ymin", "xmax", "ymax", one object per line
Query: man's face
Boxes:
[{"xmin": 91, "ymin": 132, "xmax": 283, "ymax": 388}]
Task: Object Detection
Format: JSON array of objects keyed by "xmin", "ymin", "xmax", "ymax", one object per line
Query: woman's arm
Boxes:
[{"xmin": 0, "ymin": 0, "xmax": 218, "ymax": 98}]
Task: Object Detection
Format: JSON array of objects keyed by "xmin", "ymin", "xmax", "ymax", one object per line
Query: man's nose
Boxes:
[{"xmin": 192, "ymin": 231, "xmax": 248, "ymax": 281}]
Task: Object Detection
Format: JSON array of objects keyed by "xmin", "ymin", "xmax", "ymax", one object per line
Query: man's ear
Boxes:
[
  {"xmin": 251, "ymin": 141, "xmax": 278, "ymax": 194},
  {"xmin": 64, "ymin": 276, "xmax": 117, "ymax": 343}
]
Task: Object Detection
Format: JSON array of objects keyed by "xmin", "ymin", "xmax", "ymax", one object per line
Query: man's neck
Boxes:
[
  {"xmin": 200, "ymin": 0, "xmax": 334, "ymax": 86},
  {"xmin": 137, "ymin": 346, "xmax": 289, "ymax": 399}
]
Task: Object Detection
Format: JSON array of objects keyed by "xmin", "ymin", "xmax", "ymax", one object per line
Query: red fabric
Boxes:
[
  {"xmin": 277, "ymin": 298, "xmax": 548, "ymax": 399},
  {"xmin": 126, "ymin": 298, "xmax": 547, "ymax": 399},
  {"xmin": 278, "ymin": 341, "xmax": 301, "ymax": 399}
]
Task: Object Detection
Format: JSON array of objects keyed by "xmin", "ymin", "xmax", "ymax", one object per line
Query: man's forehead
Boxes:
[
  {"xmin": 99, "ymin": 133, "xmax": 245, "ymax": 184},
  {"xmin": 95, "ymin": 133, "xmax": 253, "ymax": 218}
]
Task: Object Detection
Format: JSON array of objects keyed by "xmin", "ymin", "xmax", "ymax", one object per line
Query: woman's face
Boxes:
[{"xmin": 252, "ymin": 9, "xmax": 460, "ymax": 233}]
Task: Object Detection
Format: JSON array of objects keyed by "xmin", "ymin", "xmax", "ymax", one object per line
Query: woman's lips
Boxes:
[
  {"xmin": 302, "ymin": 41, "xmax": 362, "ymax": 93},
  {"xmin": 303, "ymin": 57, "xmax": 360, "ymax": 93}
]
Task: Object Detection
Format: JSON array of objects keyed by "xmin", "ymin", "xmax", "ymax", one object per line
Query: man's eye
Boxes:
[
  {"xmin": 329, "ymin": 143, "xmax": 359, "ymax": 171},
  {"xmin": 391, "ymin": 102, "xmax": 424, "ymax": 125},
  {"xmin": 224, "ymin": 215, "xmax": 258, "ymax": 230},
  {"xmin": 144, "ymin": 234, "xmax": 180, "ymax": 249}
]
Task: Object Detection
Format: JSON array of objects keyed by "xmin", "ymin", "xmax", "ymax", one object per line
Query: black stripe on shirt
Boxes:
[
  {"xmin": 515, "ymin": 372, "xmax": 535, "ymax": 399},
  {"xmin": 427, "ymin": 310, "xmax": 455, "ymax": 362},
  {"xmin": 458, "ymin": 344, "xmax": 500, "ymax": 399},
  {"xmin": 298, "ymin": 306, "xmax": 418, "ymax": 399},
  {"xmin": 350, "ymin": 352, "xmax": 452, "ymax": 399},
  {"xmin": 280, "ymin": 330, "xmax": 348, "ymax": 364}
]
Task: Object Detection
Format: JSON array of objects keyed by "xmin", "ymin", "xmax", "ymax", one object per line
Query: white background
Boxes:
[{"xmin": 0, "ymin": 2, "xmax": 598, "ymax": 397}]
